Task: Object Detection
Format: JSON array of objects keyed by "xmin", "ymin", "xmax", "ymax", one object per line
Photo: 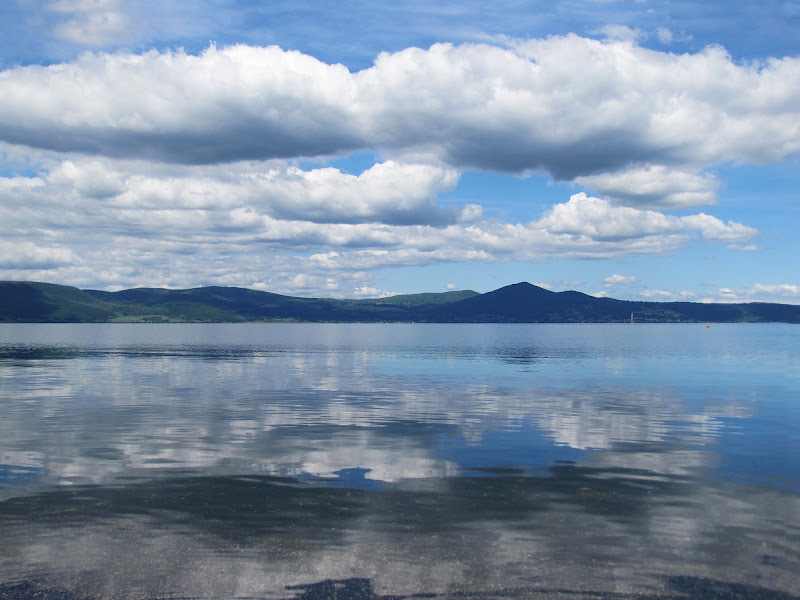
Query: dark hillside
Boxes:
[
  {"xmin": 365, "ymin": 290, "xmax": 479, "ymax": 306},
  {"xmin": 431, "ymin": 282, "xmax": 559, "ymax": 321},
  {"xmin": 427, "ymin": 283, "xmax": 629, "ymax": 322},
  {"xmin": 86, "ymin": 286, "xmax": 344, "ymax": 322},
  {"xmin": 2, "ymin": 280, "xmax": 799, "ymax": 323},
  {"xmin": 0, "ymin": 281, "xmax": 115, "ymax": 322}
]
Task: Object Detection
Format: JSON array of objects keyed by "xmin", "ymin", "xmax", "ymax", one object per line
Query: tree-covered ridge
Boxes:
[{"xmin": 0, "ymin": 281, "xmax": 798, "ymax": 323}]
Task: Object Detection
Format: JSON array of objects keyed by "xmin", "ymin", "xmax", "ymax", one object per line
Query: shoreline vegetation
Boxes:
[{"xmin": 1, "ymin": 281, "xmax": 799, "ymax": 324}]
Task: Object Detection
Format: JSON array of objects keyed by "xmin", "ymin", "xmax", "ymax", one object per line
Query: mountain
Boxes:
[
  {"xmin": 0, "ymin": 280, "xmax": 798, "ymax": 323},
  {"xmin": 426, "ymin": 282, "xmax": 628, "ymax": 322},
  {"xmin": 0, "ymin": 281, "xmax": 117, "ymax": 322}
]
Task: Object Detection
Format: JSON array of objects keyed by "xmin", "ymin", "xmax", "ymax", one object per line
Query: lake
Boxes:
[{"xmin": 0, "ymin": 323, "xmax": 798, "ymax": 599}]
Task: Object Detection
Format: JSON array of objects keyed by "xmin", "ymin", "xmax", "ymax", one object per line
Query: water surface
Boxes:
[{"xmin": 0, "ymin": 323, "xmax": 798, "ymax": 599}]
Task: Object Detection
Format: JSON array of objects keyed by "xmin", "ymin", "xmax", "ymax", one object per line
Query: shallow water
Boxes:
[{"xmin": 0, "ymin": 323, "xmax": 798, "ymax": 599}]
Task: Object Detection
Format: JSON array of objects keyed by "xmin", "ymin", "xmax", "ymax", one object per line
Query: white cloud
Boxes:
[
  {"xmin": 603, "ymin": 274, "xmax": 638, "ymax": 287},
  {"xmin": 656, "ymin": 27, "xmax": 673, "ymax": 44},
  {"xmin": 698, "ymin": 283, "xmax": 800, "ymax": 304},
  {"xmin": 574, "ymin": 165, "xmax": 721, "ymax": 209},
  {"xmin": 639, "ymin": 289, "xmax": 698, "ymax": 300},
  {"xmin": 47, "ymin": 0, "xmax": 131, "ymax": 46},
  {"xmin": 534, "ymin": 193, "xmax": 757, "ymax": 243},
  {"xmin": 549, "ymin": 280, "xmax": 585, "ymax": 289},
  {"xmin": 353, "ymin": 285, "xmax": 397, "ymax": 298},
  {"xmin": 527, "ymin": 280, "xmax": 586, "ymax": 293},
  {"xmin": 0, "ymin": 36, "xmax": 797, "ymax": 184},
  {"xmin": 48, "ymin": 158, "xmax": 126, "ymax": 198},
  {"xmin": 0, "ymin": 163, "xmax": 761, "ymax": 295},
  {"xmin": 751, "ymin": 283, "xmax": 800, "ymax": 296},
  {"xmin": 0, "ymin": 45, "xmax": 360, "ymax": 162},
  {"xmin": 29, "ymin": 158, "xmax": 465, "ymax": 226},
  {"xmin": 745, "ymin": 283, "xmax": 800, "ymax": 304},
  {"xmin": 262, "ymin": 161, "xmax": 463, "ymax": 225},
  {"xmin": 0, "ymin": 241, "xmax": 77, "ymax": 269},
  {"xmin": 680, "ymin": 213, "xmax": 760, "ymax": 243},
  {"xmin": 595, "ymin": 24, "xmax": 644, "ymax": 43}
]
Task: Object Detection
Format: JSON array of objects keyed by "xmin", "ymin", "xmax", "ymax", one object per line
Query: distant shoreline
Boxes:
[{"xmin": 2, "ymin": 280, "xmax": 799, "ymax": 324}]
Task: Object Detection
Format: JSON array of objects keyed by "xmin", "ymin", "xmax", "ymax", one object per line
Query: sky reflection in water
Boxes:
[{"xmin": 0, "ymin": 323, "xmax": 798, "ymax": 599}]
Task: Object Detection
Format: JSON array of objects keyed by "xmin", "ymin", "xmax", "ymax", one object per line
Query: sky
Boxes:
[{"xmin": 0, "ymin": 1, "xmax": 798, "ymax": 302}]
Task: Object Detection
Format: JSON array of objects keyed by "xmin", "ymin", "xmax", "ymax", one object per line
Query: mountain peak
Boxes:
[{"xmin": 483, "ymin": 282, "xmax": 554, "ymax": 297}]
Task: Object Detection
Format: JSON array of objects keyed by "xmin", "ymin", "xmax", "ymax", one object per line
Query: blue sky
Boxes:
[{"xmin": 0, "ymin": 0, "xmax": 798, "ymax": 302}]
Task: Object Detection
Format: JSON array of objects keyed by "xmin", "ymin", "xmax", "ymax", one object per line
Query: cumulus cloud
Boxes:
[
  {"xmin": 595, "ymin": 24, "xmax": 644, "ymax": 43},
  {"xmin": 0, "ymin": 45, "xmax": 361, "ymax": 163},
  {"xmin": 353, "ymin": 285, "xmax": 398, "ymax": 298},
  {"xmin": 679, "ymin": 213, "xmax": 760, "ymax": 243},
  {"xmin": 0, "ymin": 145, "xmax": 762, "ymax": 296},
  {"xmin": 736, "ymin": 283, "xmax": 800, "ymax": 303},
  {"xmin": 534, "ymin": 280, "xmax": 586, "ymax": 292},
  {"xmin": 1, "ymin": 33, "xmax": 789, "ymax": 296},
  {"xmin": 604, "ymin": 274, "xmax": 638, "ymax": 287},
  {"xmin": 656, "ymin": 27, "xmax": 673, "ymax": 44},
  {"xmin": 48, "ymin": 0, "xmax": 131, "ymax": 46},
  {"xmin": 696, "ymin": 283, "xmax": 800, "ymax": 304},
  {"xmin": 751, "ymin": 283, "xmax": 800, "ymax": 297},
  {"xmin": 0, "ymin": 241, "xmax": 77, "ymax": 269},
  {"xmin": 639, "ymin": 289, "xmax": 698, "ymax": 300},
  {"xmin": 534, "ymin": 193, "xmax": 757, "ymax": 243},
  {"xmin": 24, "ymin": 158, "xmax": 466, "ymax": 226},
  {"xmin": 247, "ymin": 161, "xmax": 467, "ymax": 225},
  {"xmin": 0, "ymin": 36, "xmax": 797, "ymax": 184},
  {"xmin": 574, "ymin": 165, "xmax": 721, "ymax": 209},
  {"xmin": 0, "ymin": 161, "xmax": 759, "ymax": 288}
]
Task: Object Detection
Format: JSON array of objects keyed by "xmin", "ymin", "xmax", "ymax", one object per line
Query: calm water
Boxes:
[{"xmin": 0, "ymin": 323, "xmax": 798, "ymax": 599}]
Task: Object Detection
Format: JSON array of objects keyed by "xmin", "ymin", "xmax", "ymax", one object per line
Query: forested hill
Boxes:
[{"xmin": 0, "ymin": 280, "xmax": 798, "ymax": 323}]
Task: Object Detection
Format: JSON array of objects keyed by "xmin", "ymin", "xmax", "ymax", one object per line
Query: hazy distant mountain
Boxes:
[{"xmin": 0, "ymin": 280, "xmax": 798, "ymax": 323}]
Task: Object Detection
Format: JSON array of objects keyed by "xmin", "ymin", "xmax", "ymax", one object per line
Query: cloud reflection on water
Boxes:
[
  {"xmin": 0, "ymin": 323, "xmax": 798, "ymax": 598},
  {"xmin": 1, "ymin": 470, "xmax": 798, "ymax": 598}
]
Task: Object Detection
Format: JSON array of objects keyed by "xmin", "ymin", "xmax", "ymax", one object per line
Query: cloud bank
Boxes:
[
  {"xmin": 0, "ymin": 34, "xmax": 795, "ymax": 297},
  {"xmin": 0, "ymin": 151, "xmax": 759, "ymax": 294},
  {"xmin": 0, "ymin": 37, "xmax": 797, "ymax": 178}
]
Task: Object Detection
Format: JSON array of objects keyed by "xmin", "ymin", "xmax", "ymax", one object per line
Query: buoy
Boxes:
[{"xmin": 706, "ymin": 324, "xmax": 711, "ymax": 328}]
